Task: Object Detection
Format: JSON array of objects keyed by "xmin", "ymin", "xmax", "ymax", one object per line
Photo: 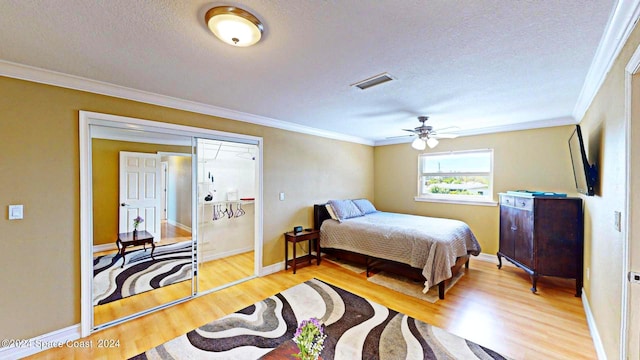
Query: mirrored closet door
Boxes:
[
  {"xmin": 90, "ymin": 126, "xmax": 195, "ymax": 328},
  {"xmin": 80, "ymin": 111, "xmax": 263, "ymax": 335},
  {"xmin": 195, "ymin": 138, "xmax": 258, "ymax": 293}
]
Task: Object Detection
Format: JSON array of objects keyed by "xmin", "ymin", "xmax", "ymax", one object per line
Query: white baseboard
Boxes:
[
  {"xmin": 473, "ymin": 252, "xmax": 516, "ymax": 267},
  {"xmin": 260, "ymin": 261, "xmax": 285, "ymax": 276},
  {"xmin": 167, "ymin": 219, "xmax": 192, "ymax": 232},
  {"xmin": 93, "ymin": 243, "xmax": 118, "ymax": 253},
  {"xmin": 0, "ymin": 324, "xmax": 81, "ymax": 359},
  {"xmin": 202, "ymin": 246, "xmax": 253, "ymax": 262},
  {"xmin": 582, "ymin": 291, "xmax": 607, "ymax": 359}
]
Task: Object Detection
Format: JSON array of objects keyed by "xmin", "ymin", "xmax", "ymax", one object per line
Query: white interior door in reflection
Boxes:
[{"xmin": 119, "ymin": 151, "xmax": 162, "ymax": 241}]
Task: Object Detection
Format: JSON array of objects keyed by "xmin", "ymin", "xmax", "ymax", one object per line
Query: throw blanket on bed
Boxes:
[{"xmin": 320, "ymin": 212, "xmax": 481, "ymax": 290}]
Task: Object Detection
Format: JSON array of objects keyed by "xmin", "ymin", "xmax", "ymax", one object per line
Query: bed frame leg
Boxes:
[
  {"xmin": 438, "ymin": 281, "xmax": 445, "ymax": 299},
  {"xmin": 365, "ymin": 256, "xmax": 370, "ymax": 277},
  {"xmin": 465, "ymin": 258, "xmax": 469, "ymax": 269}
]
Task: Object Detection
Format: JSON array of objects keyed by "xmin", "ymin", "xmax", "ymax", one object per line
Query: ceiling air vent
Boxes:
[{"xmin": 351, "ymin": 72, "xmax": 395, "ymax": 90}]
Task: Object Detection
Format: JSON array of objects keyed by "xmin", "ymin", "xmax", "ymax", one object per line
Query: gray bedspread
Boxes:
[{"xmin": 320, "ymin": 211, "xmax": 481, "ymax": 290}]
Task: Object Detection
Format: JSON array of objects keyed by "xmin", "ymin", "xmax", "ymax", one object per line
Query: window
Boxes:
[{"xmin": 416, "ymin": 149, "xmax": 495, "ymax": 205}]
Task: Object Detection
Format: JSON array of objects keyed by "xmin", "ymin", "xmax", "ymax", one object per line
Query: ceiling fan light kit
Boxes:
[
  {"xmin": 405, "ymin": 116, "xmax": 456, "ymax": 150},
  {"xmin": 205, "ymin": 6, "xmax": 263, "ymax": 47},
  {"xmin": 411, "ymin": 137, "xmax": 426, "ymax": 150},
  {"xmin": 411, "ymin": 136, "xmax": 439, "ymax": 150}
]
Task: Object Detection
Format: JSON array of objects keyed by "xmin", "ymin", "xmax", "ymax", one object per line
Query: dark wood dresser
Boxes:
[{"xmin": 497, "ymin": 193, "xmax": 584, "ymax": 296}]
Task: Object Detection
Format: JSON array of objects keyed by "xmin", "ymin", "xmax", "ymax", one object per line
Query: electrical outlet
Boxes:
[
  {"xmin": 630, "ymin": 271, "xmax": 640, "ymax": 284},
  {"xmin": 586, "ymin": 267, "xmax": 590, "ymax": 281}
]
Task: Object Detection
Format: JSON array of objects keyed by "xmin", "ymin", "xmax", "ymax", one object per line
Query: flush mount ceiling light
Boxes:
[{"xmin": 205, "ymin": 6, "xmax": 263, "ymax": 47}]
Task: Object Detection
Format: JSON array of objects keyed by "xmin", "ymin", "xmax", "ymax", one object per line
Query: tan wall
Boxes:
[
  {"xmin": 0, "ymin": 76, "xmax": 373, "ymax": 340},
  {"xmin": 374, "ymin": 126, "xmax": 578, "ymax": 256},
  {"xmin": 577, "ymin": 20, "xmax": 640, "ymax": 359},
  {"xmin": 261, "ymin": 127, "xmax": 374, "ymax": 262},
  {"xmin": 92, "ymin": 139, "xmax": 192, "ymax": 246},
  {"xmin": 374, "ymin": 18, "xmax": 640, "ymax": 358}
]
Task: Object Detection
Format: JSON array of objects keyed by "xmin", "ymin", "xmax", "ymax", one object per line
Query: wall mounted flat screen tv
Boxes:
[{"xmin": 568, "ymin": 124, "xmax": 597, "ymax": 196}]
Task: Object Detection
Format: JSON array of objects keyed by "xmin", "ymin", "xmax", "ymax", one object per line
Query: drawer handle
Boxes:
[
  {"xmin": 521, "ymin": 201, "xmax": 526, "ymax": 206},
  {"xmin": 511, "ymin": 226, "xmax": 518, "ymax": 231}
]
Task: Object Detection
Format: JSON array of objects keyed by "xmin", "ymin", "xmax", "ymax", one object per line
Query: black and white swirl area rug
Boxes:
[
  {"xmin": 93, "ymin": 241, "xmax": 192, "ymax": 306},
  {"xmin": 131, "ymin": 278, "xmax": 509, "ymax": 359}
]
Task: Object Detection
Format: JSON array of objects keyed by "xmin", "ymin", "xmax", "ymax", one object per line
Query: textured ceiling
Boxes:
[{"xmin": 0, "ymin": 1, "xmax": 616, "ymax": 144}]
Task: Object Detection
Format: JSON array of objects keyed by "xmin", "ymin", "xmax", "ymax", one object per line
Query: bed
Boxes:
[{"xmin": 314, "ymin": 200, "xmax": 481, "ymax": 299}]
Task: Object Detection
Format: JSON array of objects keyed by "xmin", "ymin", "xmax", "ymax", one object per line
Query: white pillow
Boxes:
[{"xmin": 325, "ymin": 204, "xmax": 339, "ymax": 221}]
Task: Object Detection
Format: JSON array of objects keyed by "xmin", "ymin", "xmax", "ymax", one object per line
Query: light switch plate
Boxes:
[
  {"xmin": 8, "ymin": 205, "xmax": 24, "ymax": 220},
  {"xmin": 614, "ymin": 211, "xmax": 621, "ymax": 232}
]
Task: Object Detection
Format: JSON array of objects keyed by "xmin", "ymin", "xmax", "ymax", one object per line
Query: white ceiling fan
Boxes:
[{"xmin": 402, "ymin": 116, "xmax": 459, "ymax": 150}]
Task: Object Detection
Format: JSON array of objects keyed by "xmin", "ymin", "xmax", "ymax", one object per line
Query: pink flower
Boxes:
[{"xmin": 133, "ymin": 216, "xmax": 144, "ymax": 229}]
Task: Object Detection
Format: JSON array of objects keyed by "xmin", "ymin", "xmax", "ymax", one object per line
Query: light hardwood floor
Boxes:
[
  {"xmin": 94, "ymin": 251, "xmax": 255, "ymax": 326},
  {"xmin": 94, "ymin": 222, "xmax": 196, "ymax": 325},
  {"xmin": 28, "ymin": 257, "xmax": 596, "ymax": 360}
]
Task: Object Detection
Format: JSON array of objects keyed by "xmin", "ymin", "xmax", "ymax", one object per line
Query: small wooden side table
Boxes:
[
  {"xmin": 284, "ymin": 229, "xmax": 320, "ymax": 274},
  {"xmin": 116, "ymin": 230, "xmax": 155, "ymax": 268}
]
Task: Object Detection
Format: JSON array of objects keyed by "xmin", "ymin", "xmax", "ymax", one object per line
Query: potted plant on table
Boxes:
[
  {"xmin": 292, "ymin": 317, "xmax": 326, "ymax": 360},
  {"xmin": 133, "ymin": 216, "xmax": 144, "ymax": 237}
]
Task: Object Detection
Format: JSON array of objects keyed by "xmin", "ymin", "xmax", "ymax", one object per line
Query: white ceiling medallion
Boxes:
[{"xmin": 205, "ymin": 6, "xmax": 264, "ymax": 47}]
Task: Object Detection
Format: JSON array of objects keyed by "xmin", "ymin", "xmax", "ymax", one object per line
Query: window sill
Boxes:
[{"xmin": 414, "ymin": 196, "xmax": 498, "ymax": 207}]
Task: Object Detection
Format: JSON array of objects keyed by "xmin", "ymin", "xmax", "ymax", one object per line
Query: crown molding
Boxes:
[
  {"xmin": 0, "ymin": 60, "xmax": 374, "ymax": 146},
  {"xmin": 573, "ymin": 0, "xmax": 640, "ymax": 121},
  {"xmin": 5, "ymin": 0, "xmax": 635, "ymax": 153},
  {"xmin": 374, "ymin": 116, "xmax": 576, "ymax": 146}
]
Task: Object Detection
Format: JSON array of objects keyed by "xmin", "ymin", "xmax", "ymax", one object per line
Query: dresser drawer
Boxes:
[
  {"xmin": 500, "ymin": 195, "xmax": 515, "ymax": 207},
  {"xmin": 514, "ymin": 197, "xmax": 534, "ymax": 211}
]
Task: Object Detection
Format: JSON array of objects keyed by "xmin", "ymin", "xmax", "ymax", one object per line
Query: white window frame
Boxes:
[{"xmin": 414, "ymin": 149, "xmax": 497, "ymax": 206}]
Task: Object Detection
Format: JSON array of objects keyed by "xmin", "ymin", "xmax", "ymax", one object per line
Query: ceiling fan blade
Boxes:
[
  {"xmin": 431, "ymin": 126, "xmax": 460, "ymax": 139},
  {"xmin": 433, "ymin": 126, "xmax": 460, "ymax": 133},
  {"xmin": 432, "ymin": 133, "xmax": 459, "ymax": 139},
  {"xmin": 398, "ymin": 117, "xmax": 460, "ymax": 141},
  {"xmin": 386, "ymin": 134, "xmax": 415, "ymax": 139}
]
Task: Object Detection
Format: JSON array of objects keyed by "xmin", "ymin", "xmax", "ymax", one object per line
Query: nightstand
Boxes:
[{"xmin": 284, "ymin": 229, "xmax": 321, "ymax": 274}]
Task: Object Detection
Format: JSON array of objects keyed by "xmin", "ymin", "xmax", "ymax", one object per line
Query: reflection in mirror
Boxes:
[
  {"xmin": 196, "ymin": 138, "xmax": 256, "ymax": 292},
  {"xmin": 91, "ymin": 127, "xmax": 194, "ymax": 327}
]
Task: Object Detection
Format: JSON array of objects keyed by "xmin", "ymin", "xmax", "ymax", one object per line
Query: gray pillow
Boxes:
[
  {"xmin": 328, "ymin": 199, "xmax": 364, "ymax": 221},
  {"xmin": 352, "ymin": 199, "xmax": 377, "ymax": 214}
]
